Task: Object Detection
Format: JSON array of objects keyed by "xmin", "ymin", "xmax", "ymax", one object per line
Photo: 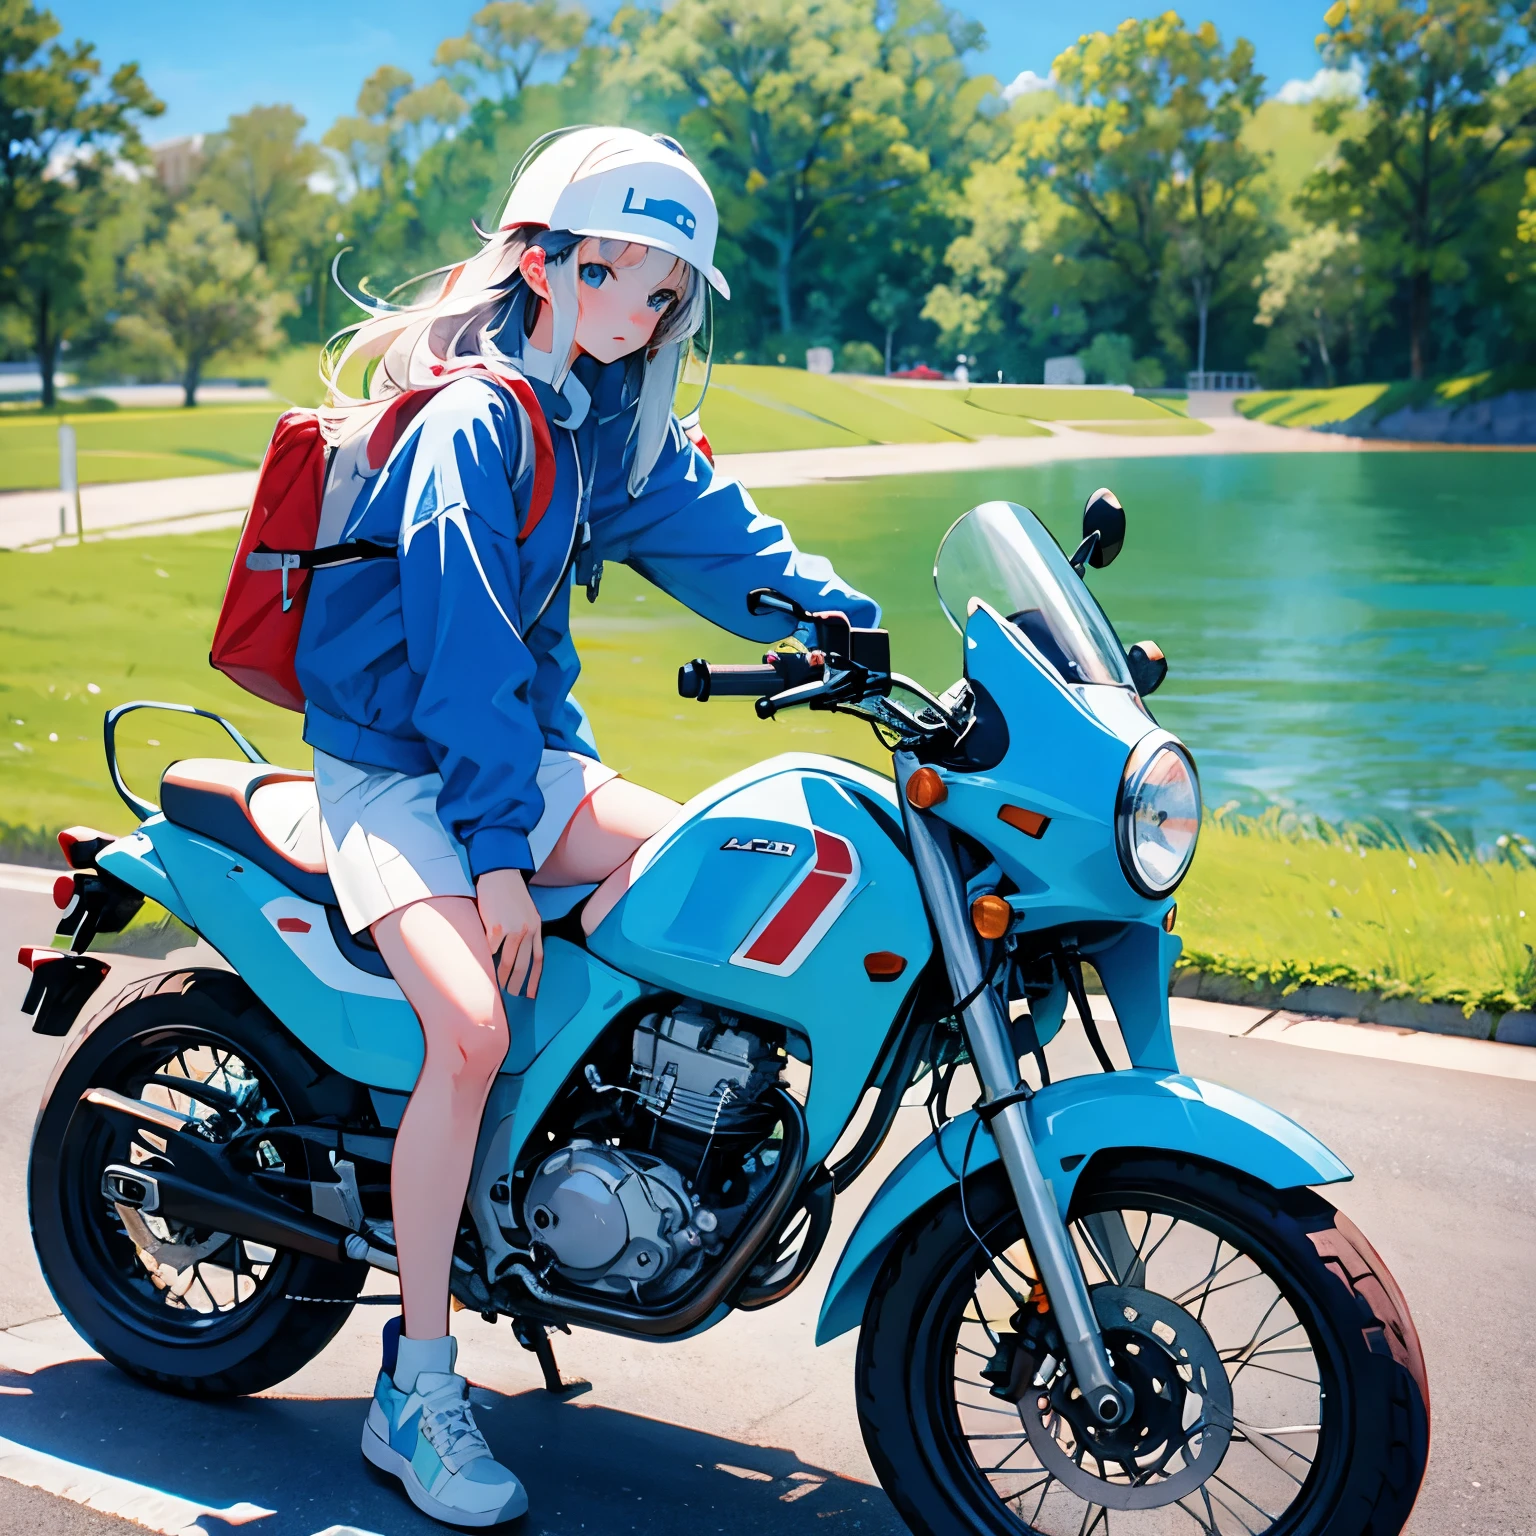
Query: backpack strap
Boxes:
[
  {"xmin": 245, "ymin": 540, "xmax": 395, "ymax": 612},
  {"xmin": 366, "ymin": 363, "xmax": 556, "ymax": 544}
]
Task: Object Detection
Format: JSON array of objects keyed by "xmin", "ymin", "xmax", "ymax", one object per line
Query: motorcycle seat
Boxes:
[
  {"xmin": 160, "ymin": 758, "xmax": 336, "ymax": 906},
  {"xmin": 157, "ymin": 758, "xmax": 601, "ymax": 926}
]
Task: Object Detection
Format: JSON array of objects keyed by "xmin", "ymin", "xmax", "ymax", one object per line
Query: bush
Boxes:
[
  {"xmin": 1080, "ymin": 332, "xmax": 1165, "ymax": 389},
  {"xmin": 838, "ymin": 340, "xmax": 885, "ymax": 375}
]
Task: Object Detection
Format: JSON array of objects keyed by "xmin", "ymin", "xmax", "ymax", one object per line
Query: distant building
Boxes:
[
  {"xmin": 151, "ymin": 135, "xmax": 205, "ymax": 195},
  {"xmin": 1044, "ymin": 356, "xmax": 1086, "ymax": 387}
]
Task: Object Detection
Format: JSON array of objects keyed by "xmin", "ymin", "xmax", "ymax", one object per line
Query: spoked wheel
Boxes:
[
  {"xmin": 29, "ymin": 972, "xmax": 367, "ymax": 1396},
  {"xmin": 856, "ymin": 1155, "xmax": 1428, "ymax": 1536}
]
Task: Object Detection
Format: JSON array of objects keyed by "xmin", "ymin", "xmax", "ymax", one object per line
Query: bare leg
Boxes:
[
  {"xmin": 371, "ymin": 896, "xmax": 509, "ymax": 1340},
  {"xmin": 530, "ymin": 777, "xmax": 677, "ymax": 933}
]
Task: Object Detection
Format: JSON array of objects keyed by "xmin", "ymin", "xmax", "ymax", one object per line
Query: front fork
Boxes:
[{"xmin": 895, "ymin": 753, "xmax": 1131, "ymax": 1427}]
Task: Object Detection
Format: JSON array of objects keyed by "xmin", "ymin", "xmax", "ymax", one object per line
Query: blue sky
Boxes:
[{"xmin": 51, "ymin": 2, "xmax": 1333, "ymax": 142}]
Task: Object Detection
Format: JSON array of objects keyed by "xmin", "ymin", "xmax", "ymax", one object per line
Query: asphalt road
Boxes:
[{"xmin": 0, "ymin": 881, "xmax": 1532, "ymax": 1536}]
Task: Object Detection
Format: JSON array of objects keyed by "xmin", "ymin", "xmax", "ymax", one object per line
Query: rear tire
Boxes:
[
  {"xmin": 28, "ymin": 970, "xmax": 370, "ymax": 1396},
  {"xmin": 855, "ymin": 1154, "xmax": 1428, "ymax": 1535}
]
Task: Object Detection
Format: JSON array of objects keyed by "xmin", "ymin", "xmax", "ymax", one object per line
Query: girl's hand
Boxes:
[{"xmin": 476, "ymin": 868, "xmax": 542, "ymax": 998}]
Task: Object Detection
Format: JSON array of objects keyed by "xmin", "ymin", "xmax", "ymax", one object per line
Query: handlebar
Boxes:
[{"xmin": 677, "ymin": 660, "xmax": 785, "ymax": 702}]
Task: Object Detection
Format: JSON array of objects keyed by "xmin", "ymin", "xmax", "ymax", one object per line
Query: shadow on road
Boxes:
[{"xmin": 0, "ymin": 1356, "xmax": 903, "ymax": 1534}]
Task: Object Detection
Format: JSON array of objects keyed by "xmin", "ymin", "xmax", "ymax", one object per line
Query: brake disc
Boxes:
[
  {"xmin": 1018, "ymin": 1284, "xmax": 1233, "ymax": 1510},
  {"xmin": 116, "ymin": 1203, "xmax": 231, "ymax": 1282}
]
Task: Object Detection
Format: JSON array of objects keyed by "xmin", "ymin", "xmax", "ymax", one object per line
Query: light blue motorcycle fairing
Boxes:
[
  {"xmin": 815, "ymin": 1067, "xmax": 1353, "ymax": 1344},
  {"xmin": 97, "ymin": 816, "xmax": 642, "ymax": 1095},
  {"xmin": 927, "ymin": 603, "xmax": 1177, "ymax": 938},
  {"xmin": 588, "ymin": 753, "xmax": 932, "ymax": 1168}
]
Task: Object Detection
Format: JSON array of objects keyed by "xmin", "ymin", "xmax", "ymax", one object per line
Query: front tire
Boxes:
[
  {"xmin": 856, "ymin": 1154, "xmax": 1428, "ymax": 1535},
  {"xmin": 28, "ymin": 970, "xmax": 369, "ymax": 1396}
]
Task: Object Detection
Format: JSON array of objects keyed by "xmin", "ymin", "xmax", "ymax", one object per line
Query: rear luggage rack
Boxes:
[{"xmin": 104, "ymin": 700, "xmax": 267, "ymax": 821}]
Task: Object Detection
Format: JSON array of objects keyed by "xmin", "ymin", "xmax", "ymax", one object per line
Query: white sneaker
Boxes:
[{"xmin": 362, "ymin": 1352, "xmax": 527, "ymax": 1527}]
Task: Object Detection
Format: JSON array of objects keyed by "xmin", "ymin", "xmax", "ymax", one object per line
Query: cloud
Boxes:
[
  {"xmin": 1275, "ymin": 64, "xmax": 1363, "ymax": 104},
  {"xmin": 1002, "ymin": 70, "xmax": 1056, "ymax": 103}
]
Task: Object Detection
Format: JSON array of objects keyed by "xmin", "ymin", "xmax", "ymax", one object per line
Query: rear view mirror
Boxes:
[{"xmin": 1081, "ymin": 487, "xmax": 1125, "ymax": 568}]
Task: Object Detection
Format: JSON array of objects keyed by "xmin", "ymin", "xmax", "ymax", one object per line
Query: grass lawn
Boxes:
[
  {"xmin": 1236, "ymin": 385, "xmax": 1390, "ymax": 429},
  {"xmin": 0, "ymin": 365, "xmax": 1186, "ymax": 489},
  {"xmin": 1237, "ymin": 369, "xmax": 1536, "ymax": 433},
  {"xmin": 1, "ymin": 466, "xmax": 1526, "ymax": 1017},
  {"xmin": 0, "ymin": 402, "xmax": 285, "ymax": 491}
]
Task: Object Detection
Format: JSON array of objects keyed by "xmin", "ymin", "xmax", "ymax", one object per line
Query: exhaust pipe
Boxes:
[{"xmin": 82, "ymin": 1089, "xmax": 351, "ymax": 1264}]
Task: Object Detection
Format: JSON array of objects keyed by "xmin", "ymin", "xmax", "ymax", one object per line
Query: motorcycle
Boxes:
[{"xmin": 21, "ymin": 492, "xmax": 1428, "ymax": 1535}]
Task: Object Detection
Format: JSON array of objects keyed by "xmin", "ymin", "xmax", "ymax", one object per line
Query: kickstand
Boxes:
[{"xmin": 512, "ymin": 1317, "xmax": 589, "ymax": 1397}]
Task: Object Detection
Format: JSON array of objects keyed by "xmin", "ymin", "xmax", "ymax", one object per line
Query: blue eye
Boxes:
[
  {"xmin": 579, "ymin": 263, "xmax": 609, "ymax": 289},
  {"xmin": 647, "ymin": 290, "xmax": 677, "ymax": 312}
]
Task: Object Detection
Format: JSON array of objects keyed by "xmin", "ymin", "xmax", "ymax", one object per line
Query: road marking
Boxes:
[{"xmin": 0, "ymin": 1434, "xmax": 273, "ymax": 1534}]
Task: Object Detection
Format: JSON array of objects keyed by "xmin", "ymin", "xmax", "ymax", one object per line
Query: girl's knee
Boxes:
[
  {"xmin": 420, "ymin": 992, "xmax": 508, "ymax": 1084},
  {"xmin": 457, "ymin": 1010, "xmax": 510, "ymax": 1079}
]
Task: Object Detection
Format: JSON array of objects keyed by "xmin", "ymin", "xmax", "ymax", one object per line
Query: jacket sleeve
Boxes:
[
  {"xmin": 394, "ymin": 381, "xmax": 545, "ymax": 878},
  {"xmin": 598, "ymin": 418, "xmax": 880, "ymax": 642}
]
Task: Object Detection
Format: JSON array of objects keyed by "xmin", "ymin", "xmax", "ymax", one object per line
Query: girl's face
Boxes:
[
  {"xmin": 511, "ymin": 236, "xmax": 683, "ymax": 365},
  {"xmin": 570, "ymin": 237, "xmax": 688, "ymax": 362}
]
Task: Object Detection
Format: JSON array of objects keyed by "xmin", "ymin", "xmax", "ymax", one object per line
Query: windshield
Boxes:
[{"xmin": 934, "ymin": 501, "xmax": 1133, "ymax": 688}]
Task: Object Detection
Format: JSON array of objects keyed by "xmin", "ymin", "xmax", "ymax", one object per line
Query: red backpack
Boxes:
[{"xmin": 211, "ymin": 366, "xmax": 554, "ymax": 713}]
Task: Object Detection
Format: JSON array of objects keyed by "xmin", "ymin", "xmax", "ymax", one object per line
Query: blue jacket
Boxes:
[{"xmin": 295, "ymin": 352, "xmax": 880, "ymax": 879}]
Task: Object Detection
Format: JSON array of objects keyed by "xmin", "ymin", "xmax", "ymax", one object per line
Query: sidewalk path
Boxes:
[{"xmin": 0, "ymin": 413, "xmax": 1452, "ymax": 551}]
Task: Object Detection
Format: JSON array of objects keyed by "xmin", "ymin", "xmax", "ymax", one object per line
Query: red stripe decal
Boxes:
[{"xmin": 743, "ymin": 830, "xmax": 854, "ymax": 967}]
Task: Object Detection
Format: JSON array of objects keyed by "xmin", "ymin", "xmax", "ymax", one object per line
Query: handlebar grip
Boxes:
[{"xmin": 678, "ymin": 660, "xmax": 782, "ymax": 701}]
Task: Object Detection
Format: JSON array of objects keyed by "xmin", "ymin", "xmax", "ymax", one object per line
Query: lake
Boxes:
[{"xmin": 792, "ymin": 452, "xmax": 1536, "ymax": 848}]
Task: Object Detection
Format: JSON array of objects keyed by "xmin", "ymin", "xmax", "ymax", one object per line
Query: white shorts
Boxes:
[{"xmin": 313, "ymin": 748, "xmax": 618, "ymax": 935}]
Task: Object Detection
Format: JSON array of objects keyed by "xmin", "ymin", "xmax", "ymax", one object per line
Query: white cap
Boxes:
[{"xmin": 498, "ymin": 126, "xmax": 730, "ymax": 299}]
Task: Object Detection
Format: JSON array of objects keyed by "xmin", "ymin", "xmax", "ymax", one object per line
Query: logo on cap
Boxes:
[{"xmin": 622, "ymin": 187, "xmax": 696, "ymax": 239}]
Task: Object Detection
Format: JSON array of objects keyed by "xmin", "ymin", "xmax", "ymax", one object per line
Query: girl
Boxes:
[{"xmin": 294, "ymin": 127, "xmax": 879, "ymax": 1527}]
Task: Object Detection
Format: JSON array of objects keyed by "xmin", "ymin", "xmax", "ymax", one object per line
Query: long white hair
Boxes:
[{"xmin": 320, "ymin": 224, "xmax": 705, "ymax": 496}]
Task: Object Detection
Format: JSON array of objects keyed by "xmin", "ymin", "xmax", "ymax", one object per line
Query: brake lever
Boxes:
[{"xmin": 755, "ymin": 676, "xmax": 833, "ymax": 720}]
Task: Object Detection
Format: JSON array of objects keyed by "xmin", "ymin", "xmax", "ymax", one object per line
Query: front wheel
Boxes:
[{"xmin": 856, "ymin": 1154, "xmax": 1428, "ymax": 1536}]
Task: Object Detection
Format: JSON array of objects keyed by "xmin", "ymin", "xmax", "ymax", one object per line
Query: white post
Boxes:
[{"xmin": 58, "ymin": 421, "xmax": 81, "ymax": 544}]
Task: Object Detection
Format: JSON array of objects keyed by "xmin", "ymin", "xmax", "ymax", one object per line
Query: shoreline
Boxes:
[{"xmin": 4, "ymin": 417, "xmax": 1534, "ymax": 549}]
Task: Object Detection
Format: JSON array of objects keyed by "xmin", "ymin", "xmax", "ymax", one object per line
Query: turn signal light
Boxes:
[
  {"xmin": 971, "ymin": 894, "xmax": 1013, "ymax": 940},
  {"xmin": 999, "ymin": 804, "xmax": 1050, "ymax": 839},
  {"xmin": 906, "ymin": 768, "xmax": 947, "ymax": 809},
  {"xmin": 864, "ymin": 951, "xmax": 907, "ymax": 981},
  {"xmin": 52, "ymin": 875, "xmax": 75, "ymax": 911},
  {"xmin": 1162, "ymin": 904, "xmax": 1177, "ymax": 933}
]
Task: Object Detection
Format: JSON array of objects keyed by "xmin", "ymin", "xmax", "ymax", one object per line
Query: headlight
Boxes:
[{"xmin": 1116, "ymin": 735, "xmax": 1201, "ymax": 897}]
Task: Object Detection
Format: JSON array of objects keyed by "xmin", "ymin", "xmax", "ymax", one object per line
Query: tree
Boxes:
[
  {"xmin": 1018, "ymin": 15, "xmax": 1272, "ymax": 374},
  {"xmin": 0, "ymin": 1, "xmax": 161, "ymax": 405},
  {"xmin": 867, "ymin": 275, "xmax": 910, "ymax": 374},
  {"xmin": 1253, "ymin": 225, "xmax": 1367, "ymax": 386},
  {"xmin": 614, "ymin": 0, "xmax": 985, "ymax": 336},
  {"xmin": 119, "ymin": 206, "xmax": 293, "ymax": 406},
  {"xmin": 1304, "ymin": 0, "xmax": 1536, "ymax": 380},
  {"xmin": 435, "ymin": 1, "xmax": 588, "ymax": 102},
  {"xmin": 195, "ymin": 106, "xmax": 332, "ymax": 278},
  {"xmin": 325, "ymin": 66, "xmax": 468, "ymax": 194}
]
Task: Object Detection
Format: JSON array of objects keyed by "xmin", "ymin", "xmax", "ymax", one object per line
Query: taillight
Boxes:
[{"xmin": 53, "ymin": 875, "xmax": 76, "ymax": 911}]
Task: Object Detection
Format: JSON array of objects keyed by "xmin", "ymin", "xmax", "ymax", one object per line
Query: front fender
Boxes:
[{"xmin": 816, "ymin": 1068, "xmax": 1351, "ymax": 1345}]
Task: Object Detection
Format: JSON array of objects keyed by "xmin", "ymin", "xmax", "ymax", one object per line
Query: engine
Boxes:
[{"xmin": 516, "ymin": 1003, "xmax": 787, "ymax": 1300}]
